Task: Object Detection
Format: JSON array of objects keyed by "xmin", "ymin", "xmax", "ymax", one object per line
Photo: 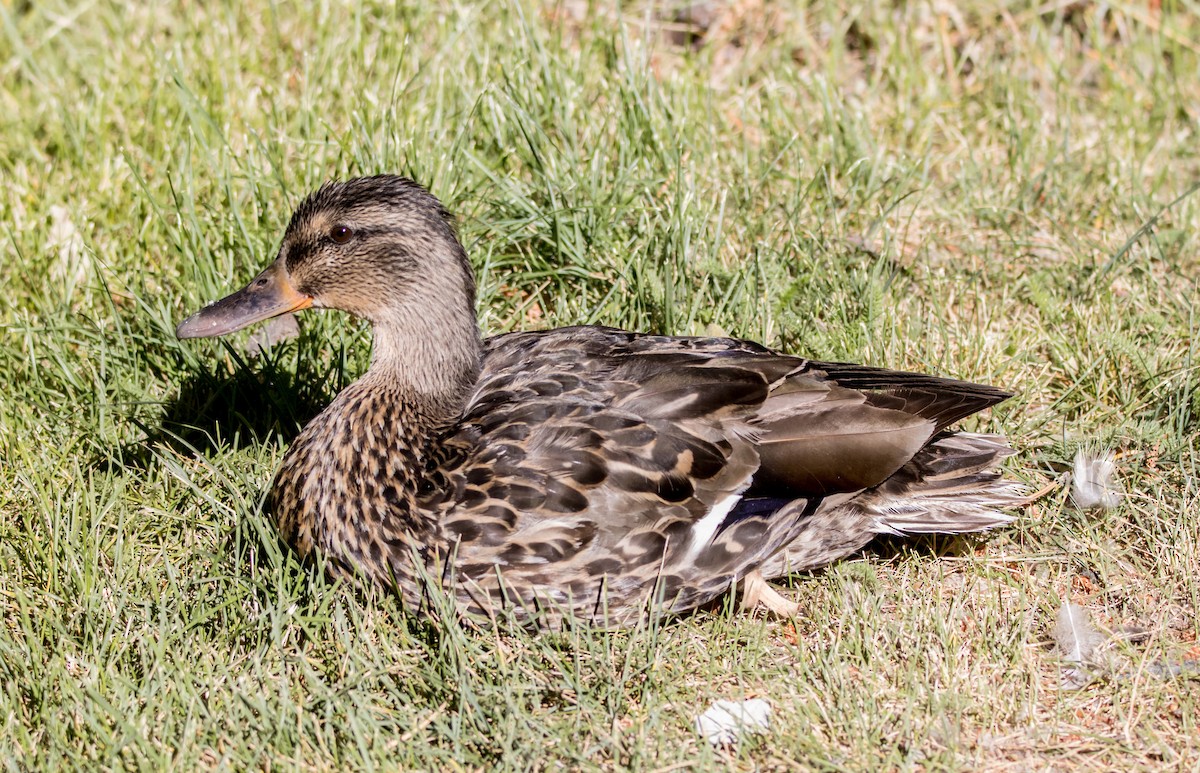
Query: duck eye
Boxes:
[{"xmin": 329, "ymin": 224, "xmax": 353, "ymax": 244}]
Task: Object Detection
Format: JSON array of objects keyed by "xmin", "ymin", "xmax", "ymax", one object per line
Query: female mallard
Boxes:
[{"xmin": 177, "ymin": 175, "xmax": 1023, "ymax": 627}]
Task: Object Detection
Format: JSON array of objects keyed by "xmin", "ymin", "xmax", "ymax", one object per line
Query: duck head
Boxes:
[{"xmin": 177, "ymin": 175, "xmax": 482, "ymax": 411}]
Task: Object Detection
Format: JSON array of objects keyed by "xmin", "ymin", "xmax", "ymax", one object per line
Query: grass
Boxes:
[{"xmin": 2, "ymin": 0, "xmax": 1199, "ymax": 768}]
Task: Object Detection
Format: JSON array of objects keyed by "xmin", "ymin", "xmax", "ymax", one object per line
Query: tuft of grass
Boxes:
[{"xmin": 2, "ymin": 0, "xmax": 1199, "ymax": 768}]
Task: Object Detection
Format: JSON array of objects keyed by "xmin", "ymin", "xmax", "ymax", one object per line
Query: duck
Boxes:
[{"xmin": 176, "ymin": 174, "xmax": 1025, "ymax": 628}]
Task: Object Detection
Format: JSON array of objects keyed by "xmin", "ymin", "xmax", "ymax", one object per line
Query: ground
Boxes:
[{"xmin": 1, "ymin": 1, "xmax": 1198, "ymax": 769}]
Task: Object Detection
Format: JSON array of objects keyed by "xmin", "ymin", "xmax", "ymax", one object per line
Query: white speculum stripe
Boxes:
[{"xmin": 683, "ymin": 491, "xmax": 744, "ymax": 561}]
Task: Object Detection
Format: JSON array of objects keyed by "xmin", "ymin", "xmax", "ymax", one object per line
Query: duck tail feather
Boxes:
[{"xmin": 865, "ymin": 432, "xmax": 1026, "ymax": 535}]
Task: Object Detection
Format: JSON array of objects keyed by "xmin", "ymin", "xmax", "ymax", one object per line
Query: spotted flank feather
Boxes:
[{"xmin": 177, "ymin": 175, "xmax": 1026, "ymax": 628}]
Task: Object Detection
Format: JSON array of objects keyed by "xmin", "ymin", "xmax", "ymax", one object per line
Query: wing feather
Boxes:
[{"xmin": 434, "ymin": 326, "xmax": 1014, "ymax": 622}]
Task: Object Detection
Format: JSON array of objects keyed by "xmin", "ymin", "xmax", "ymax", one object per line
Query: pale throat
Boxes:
[{"xmin": 366, "ymin": 295, "xmax": 482, "ymax": 420}]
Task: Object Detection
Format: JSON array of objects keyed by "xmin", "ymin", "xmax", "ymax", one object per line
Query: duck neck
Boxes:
[{"xmin": 367, "ymin": 297, "xmax": 482, "ymax": 424}]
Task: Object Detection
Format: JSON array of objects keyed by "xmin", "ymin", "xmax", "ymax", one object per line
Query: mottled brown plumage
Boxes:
[{"xmin": 177, "ymin": 175, "xmax": 1025, "ymax": 627}]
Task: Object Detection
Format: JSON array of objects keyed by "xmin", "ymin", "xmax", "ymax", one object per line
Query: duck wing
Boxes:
[
  {"xmin": 750, "ymin": 360, "xmax": 1011, "ymax": 495},
  {"xmin": 428, "ymin": 326, "xmax": 1010, "ymax": 622},
  {"xmin": 435, "ymin": 328, "xmax": 771, "ymax": 568}
]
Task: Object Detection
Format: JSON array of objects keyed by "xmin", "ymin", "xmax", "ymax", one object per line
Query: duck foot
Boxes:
[{"xmin": 739, "ymin": 570, "xmax": 799, "ymax": 617}]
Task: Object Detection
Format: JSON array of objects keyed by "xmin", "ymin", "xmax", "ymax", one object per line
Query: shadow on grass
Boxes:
[
  {"xmin": 863, "ymin": 531, "xmax": 996, "ymax": 562},
  {"xmin": 95, "ymin": 339, "xmax": 350, "ymax": 473},
  {"xmin": 159, "ymin": 354, "xmax": 330, "ymax": 452}
]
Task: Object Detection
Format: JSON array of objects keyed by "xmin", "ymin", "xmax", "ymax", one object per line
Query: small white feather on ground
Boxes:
[
  {"xmin": 1053, "ymin": 601, "xmax": 1106, "ymax": 689},
  {"xmin": 695, "ymin": 699, "xmax": 772, "ymax": 746},
  {"xmin": 1071, "ymin": 449, "xmax": 1122, "ymax": 511}
]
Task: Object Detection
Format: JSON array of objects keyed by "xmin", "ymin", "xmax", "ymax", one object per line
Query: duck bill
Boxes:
[{"xmin": 176, "ymin": 260, "xmax": 313, "ymax": 339}]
